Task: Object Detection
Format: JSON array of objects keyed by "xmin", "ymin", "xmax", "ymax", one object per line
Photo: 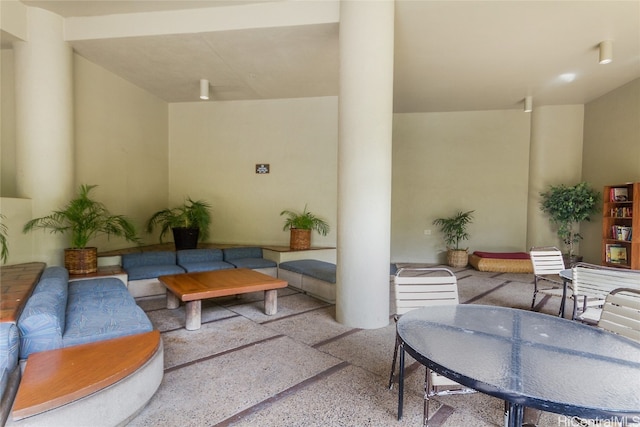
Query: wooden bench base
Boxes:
[{"xmin": 9, "ymin": 331, "xmax": 162, "ymax": 425}]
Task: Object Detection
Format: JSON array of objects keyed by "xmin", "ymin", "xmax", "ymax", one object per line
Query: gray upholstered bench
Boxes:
[{"xmin": 278, "ymin": 260, "xmax": 336, "ymax": 303}]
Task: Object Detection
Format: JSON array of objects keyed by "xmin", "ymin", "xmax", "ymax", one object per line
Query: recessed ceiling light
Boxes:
[{"xmin": 559, "ymin": 73, "xmax": 577, "ymax": 83}]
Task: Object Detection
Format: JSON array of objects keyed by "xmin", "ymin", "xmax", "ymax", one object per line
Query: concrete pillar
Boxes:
[
  {"xmin": 336, "ymin": 0, "xmax": 394, "ymax": 328},
  {"xmin": 13, "ymin": 6, "xmax": 74, "ymax": 265}
]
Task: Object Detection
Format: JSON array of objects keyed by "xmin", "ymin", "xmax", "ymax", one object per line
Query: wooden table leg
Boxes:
[
  {"xmin": 264, "ymin": 289, "xmax": 278, "ymax": 315},
  {"xmin": 185, "ymin": 300, "xmax": 202, "ymax": 330},
  {"xmin": 167, "ymin": 291, "xmax": 180, "ymax": 309}
]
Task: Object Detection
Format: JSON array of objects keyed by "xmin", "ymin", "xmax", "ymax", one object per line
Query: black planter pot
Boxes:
[
  {"xmin": 172, "ymin": 227, "xmax": 199, "ymax": 250},
  {"xmin": 563, "ymin": 254, "xmax": 583, "ymax": 268}
]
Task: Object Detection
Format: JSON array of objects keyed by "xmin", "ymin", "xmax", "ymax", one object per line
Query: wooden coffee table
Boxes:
[{"xmin": 158, "ymin": 269, "xmax": 288, "ymax": 330}]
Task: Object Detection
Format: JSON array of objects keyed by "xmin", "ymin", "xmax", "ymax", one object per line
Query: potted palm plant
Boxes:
[
  {"xmin": 1, "ymin": 214, "xmax": 8, "ymax": 264},
  {"xmin": 280, "ymin": 205, "xmax": 330, "ymax": 250},
  {"xmin": 433, "ymin": 210, "xmax": 474, "ymax": 268},
  {"xmin": 146, "ymin": 197, "xmax": 212, "ymax": 250},
  {"xmin": 540, "ymin": 181, "xmax": 600, "ymax": 264},
  {"xmin": 22, "ymin": 184, "xmax": 140, "ymax": 274}
]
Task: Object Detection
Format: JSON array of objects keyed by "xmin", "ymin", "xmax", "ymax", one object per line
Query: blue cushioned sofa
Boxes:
[{"xmin": 17, "ymin": 266, "xmax": 153, "ymax": 360}]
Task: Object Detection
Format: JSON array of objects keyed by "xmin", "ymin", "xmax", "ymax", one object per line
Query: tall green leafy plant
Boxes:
[
  {"xmin": 146, "ymin": 197, "xmax": 212, "ymax": 243},
  {"xmin": 22, "ymin": 184, "xmax": 140, "ymax": 248},
  {"xmin": 433, "ymin": 210, "xmax": 474, "ymax": 250},
  {"xmin": 540, "ymin": 181, "xmax": 600, "ymax": 257}
]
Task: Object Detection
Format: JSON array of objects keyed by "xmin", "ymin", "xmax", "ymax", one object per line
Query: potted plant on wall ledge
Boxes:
[
  {"xmin": 146, "ymin": 197, "xmax": 212, "ymax": 250},
  {"xmin": 22, "ymin": 184, "xmax": 141, "ymax": 274},
  {"xmin": 280, "ymin": 205, "xmax": 330, "ymax": 250},
  {"xmin": 433, "ymin": 210, "xmax": 474, "ymax": 268},
  {"xmin": 540, "ymin": 181, "xmax": 600, "ymax": 265}
]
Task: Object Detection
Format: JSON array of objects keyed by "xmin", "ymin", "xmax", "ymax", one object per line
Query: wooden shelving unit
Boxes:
[{"xmin": 602, "ymin": 182, "xmax": 640, "ymax": 270}]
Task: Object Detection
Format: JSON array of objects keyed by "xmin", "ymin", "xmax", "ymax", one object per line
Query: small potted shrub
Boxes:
[
  {"xmin": 23, "ymin": 184, "xmax": 140, "ymax": 274},
  {"xmin": 280, "ymin": 205, "xmax": 330, "ymax": 250},
  {"xmin": 433, "ymin": 210, "xmax": 474, "ymax": 268},
  {"xmin": 146, "ymin": 197, "xmax": 212, "ymax": 250},
  {"xmin": 540, "ymin": 181, "xmax": 600, "ymax": 264}
]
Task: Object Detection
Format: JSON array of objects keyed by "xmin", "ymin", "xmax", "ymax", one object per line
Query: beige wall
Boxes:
[
  {"xmin": 74, "ymin": 55, "xmax": 170, "ymax": 250},
  {"xmin": 168, "ymin": 97, "xmax": 338, "ymax": 248},
  {"xmin": 581, "ymin": 78, "xmax": 640, "ymax": 264},
  {"xmin": 526, "ymin": 105, "xmax": 585, "ymax": 253},
  {"xmin": 1, "ymin": 49, "xmax": 17, "ymax": 196},
  {"xmin": 391, "ymin": 110, "xmax": 531, "ymax": 263},
  {"xmin": 2, "ymin": 42, "xmax": 638, "ymax": 267}
]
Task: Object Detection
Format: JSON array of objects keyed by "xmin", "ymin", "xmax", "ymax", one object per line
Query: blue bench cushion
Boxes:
[
  {"xmin": 177, "ymin": 249, "xmax": 224, "ymax": 263},
  {"xmin": 126, "ymin": 264, "xmax": 185, "ymax": 280},
  {"xmin": 122, "ymin": 251, "xmax": 177, "ymax": 268},
  {"xmin": 33, "ymin": 266, "xmax": 68, "ymax": 299},
  {"xmin": 222, "ymin": 247, "xmax": 276, "ymax": 269},
  {"xmin": 279, "ymin": 260, "xmax": 336, "ymax": 283},
  {"xmin": 122, "ymin": 251, "xmax": 184, "ymax": 280},
  {"xmin": 0, "ymin": 323, "xmax": 19, "ymax": 399},
  {"xmin": 0, "ymin": 323, "xmax": 18, "ymax": 370},
  {"xmin": 179, "ymin": 261, "xmax": 234, "ymax": 273},
  {"xmin": 68, "ymin": 277, "xmax": 127, "ymax": 296},
  {"xmin": 227, "ymin": 258, "xmax": 276, "ymax": 269},
  {"xmin": 177, "ymin": 249, "xmax": 235, "ymax": 272},
  {"xmin": 222, "ymin": 247, "xmax": 263, "ymax": 261},
  {"xmin": 64, "ymin": 278, "xmax": 153, "ymax": 347},
  {"xmin": 18, "ymin": 291, "xmax": 66, "ymax": 358}
]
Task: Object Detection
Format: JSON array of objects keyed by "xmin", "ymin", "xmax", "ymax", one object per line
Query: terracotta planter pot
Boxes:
[
  {"xmin": 447, "ymin": 249, "xmax": 469, "ymax": 268},
  {"xmin": 290, "ymin": 229, "xmax": 311, "ymax": 250},
  {"xmin": 64, "ymin": 247, "xmax": 98, "ymax": 275}
]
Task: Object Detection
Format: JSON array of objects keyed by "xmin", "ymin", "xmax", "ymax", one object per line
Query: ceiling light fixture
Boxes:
[
  {"xmin": 200, "ymin": 79, "xmax": 209, "ymax": 100},
  {"xmin": 599, "ymin": 40, "xmax": 613, "ymax": 65},
  {"xmin": 524, "ymin": 96, "xmax": 533, "ymax": 113}
]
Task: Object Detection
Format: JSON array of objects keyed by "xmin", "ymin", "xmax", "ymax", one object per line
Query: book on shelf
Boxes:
[
  {"xmin": 606, "ymin": 244, "xmax": 628, "ymax": 264},
  {"xmin": 611, "ymin": 187, "xmax": 629, "ymax": 202},
  {"xmin": 610, "ymin": 207, "xmax": 633, "ymax": 217},
  {"xmin": 611, "ymin": 225, "xmax": 633, "ymax": 241}
]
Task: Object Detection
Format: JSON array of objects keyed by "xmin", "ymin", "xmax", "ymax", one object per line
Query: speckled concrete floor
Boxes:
[{"xmin": 127, "ymin": 265, "xmax": 573, "ymax": 427}]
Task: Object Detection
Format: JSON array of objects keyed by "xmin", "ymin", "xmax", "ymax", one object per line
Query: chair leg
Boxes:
[
  {"xmin": 423, "ymin": 367, "xmax": 432, "ymax": 427},
  {"xmin": 398, "ymin": 343, "xmax": 405, "ymax": 421},
  {"xmin": 530, "ymin": 277, "xmax": 538, "ymax": 310},
  {"xmin": 388, "ymin": 334, "xmax": 399, "ymax": 389}
]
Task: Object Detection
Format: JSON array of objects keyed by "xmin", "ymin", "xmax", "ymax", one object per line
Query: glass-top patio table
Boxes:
[{"xmin": 396, "ymin": 304, "xmax": 640, "ymax": 426}]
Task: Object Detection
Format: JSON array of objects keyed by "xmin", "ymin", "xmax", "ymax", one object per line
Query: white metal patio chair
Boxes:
[
  {"xmin": 597, "ymin": 288, "xmax": 640, "ymax": 343},
  {"xmin": 388, "ymin": 267, "xmax": 474, "ymax": 426},
  {"xmin": 572, "ymin": 263, "xmax": 640, "ymax": 324},
  {"xmin": 529, "ymin": 246, "xmax": 568, "ymax": 314}
]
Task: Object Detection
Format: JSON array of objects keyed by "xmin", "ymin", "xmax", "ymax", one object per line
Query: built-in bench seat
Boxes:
[
  {"xmin": 122, "ymin": 251, "xmax": 186, "ymax": 298},
  {"xmin": 121, "ymin": 247, "xmax": 277, "ymax": 298},
  {"xmin": 223, "ymin": 247, "xmax": 277, "ymax": 277},
  {"xmin": 7, "ymin": 330, "xmax": 163, "ymax": 426},
  {"xmin": 176, "ymin": 249, "xmax": 234, "ymax": 273},
  {"xmin": 278, "ymin": 260, "xmax": 336, "ymax": 303}
]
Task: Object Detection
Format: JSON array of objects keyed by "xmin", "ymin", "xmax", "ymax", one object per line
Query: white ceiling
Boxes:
[{"xmin": 16, "ymin": 0, "xmax": 640, "ymax": 113}]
